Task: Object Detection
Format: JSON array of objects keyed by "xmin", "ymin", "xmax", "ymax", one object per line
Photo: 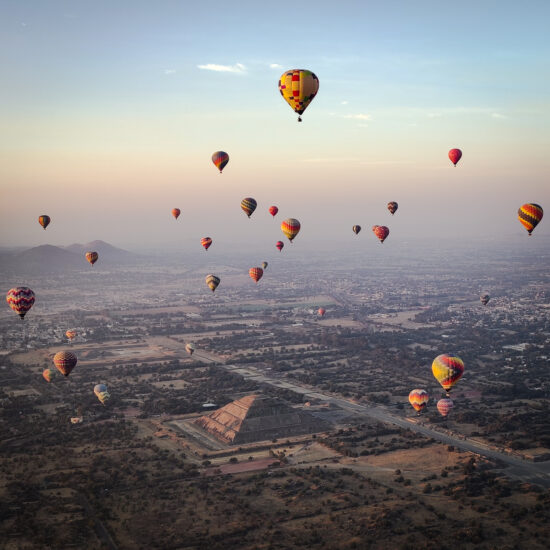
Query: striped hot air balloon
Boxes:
[
  {"xmin": 212, "ymin": 151, "xmax": 229, "ymax": 173},
  {"xmin": 38, "ymin": 215, "xmax": 51, "ymax": 230},
  {"xmin": 171, "ymin": 208, "xmax": 181, "ymax": 220},
  {"xmin": 432, "ymin": 354, "xmax": 464, "ymax": 396},
  {"xmin": 53, "ymin": 351, "xmax": 77, "ymax": 377},
  {"xmin": 281, "ymin": 218, "xmax": 301, "ymax": 242},
  {"xmin": 518, "ymin": 203, "xmax": 543, "ymax": 235},
  {"xmin": 249, "ymin": 267, "xmax": 264, "ymax": 283},
  {"xmin": 387, "ymin": 202, "xmax": 398, "ymax": 215},
  {"xmin": 42, "ymin": 368, "xmax": 55, "ymax": 382},
  {"xmin": 437, "ymin": 398, "xmax": 454, "ymax": 417},
  {"xmin": 205, "ymin": 274, "xmax": 220, "ymax": 292},
  {"xmin": 408, "ymin": 389, "xmax": 429, "ymax": 413},
  {"xmin": 278, "ymin": 69, "xmax": 319, "ymax": 122},
  {"xmin": 85, "ymin": 251, "xmax": 98, "ymax": 266},
  {"xmin": 201, "ymin": 237, "xmax": 212, "ymax": 251},
  {"xmin": 241, "ymin": 198, "xmax": 257, "ymax": 218},
  {"xmin": 276, "ymin": 241, "xmax": 284, "ymax": 252},
  {"xmin": 448, "ymin": 148, "xmax": 462, "ymax": 166},
  {"xmin": 373, "ymin": 225, "xmax": 389, "ymax": 243},
  {"xmin": 6, "ymin": 287, "xmax": 35, "ymax": 319},
  {"xmin": 269, "ymin": 206, "xmax": 279, "ymax": 217}
]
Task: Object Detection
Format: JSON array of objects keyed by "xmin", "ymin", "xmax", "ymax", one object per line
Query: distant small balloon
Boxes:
[
  {"xmin": 43, "ymin": 368, "xmax": 55, "ymax": 383},
  {"xmin": 281, "ymin": 218, "xmax": 301, "ymax": 242},
  {"xmin": 206, "ymin": 274, "xmax": 220, "ymax": 292},
  {"xmin": 518, "ymin": 203, "xmax": 543, "ymax": 236},
  {"xmin": 85, "ymin": 251, "xmax": 98, "ymax": 266},
  {"xmin": 276, "ymin": 241, "xmax": 284, "ymax": 252},
  {"xmin": 318, "ymin": 307, "xmax": 326, "ymax": 317},
  {"xmin": 241, "ymin": 198, "xmax": 257, "ymax": 218},
  {"xmin": 262, "ymin": 261, "xmax": 268, "ymax": 270},
  {"xmin": 249, "ymin": 267, "xmax": 264, "ymax": 283},
  {"xmin": 269, "ymin": 206, "xmax": 279, "ymax": 217},
  {"xmin": 480, "ymin": 294, "xmax": 490, "ymax": 306},
  {"xmin": 409, "ymin": 389, "xmax": 429, "ymax": 413},
  {"xmin": 448, "ymin": 148, "xmax": 462, "ymax": 166},
  {"xmin": 437, "ymin": 398, "xmax": 454, "ymax": 417},
  {"xmin": 372, "ymin": 225, "xmax": 389, "ymax": 243},
  {"xmin": 352, "ymin": 225, "xmax": 361, "ymax": 235},
  {"xmin": 212, "ymin": 151, "xmax": 229, "ymax": 173},
  {"xmin": 432, "ymin": 354, "xmax": 464, "ymax": 396},
  {"xmin": 172, "ymin": 208, "xmax": 181, "ymax": 220},
  {"xmin": 387, "ymin": 202, "xmax": 398, "ymax": 215},
  {"xmin": 201, "ymin": 237, "xmax": 212, "ymax": 251},
  {"xmin": 53, "ymin": 351, "xmax": 77, "ymax": 377},
  {"xmin": 66, "ymin": 329, "xmax": 77, "ymax": 341},
  {"xmin": 185, "ymin": 343, "xmax": 195, "ymax": 356},
  {"xmin": 38, "ymin": 215, "xmax": 51, "ymax": 230}
]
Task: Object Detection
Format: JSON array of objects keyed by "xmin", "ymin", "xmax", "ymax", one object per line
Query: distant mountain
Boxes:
[{"xmin": 64, "ymin": 240, "xmax": 134, "ymax": 261}]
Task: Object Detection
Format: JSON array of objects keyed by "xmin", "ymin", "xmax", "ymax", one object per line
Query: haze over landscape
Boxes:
[{"xmin": 1, "ymin": 1, "xmax": 550, "ymax": 549}]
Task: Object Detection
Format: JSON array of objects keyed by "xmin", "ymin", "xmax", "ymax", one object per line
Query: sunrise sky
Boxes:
[{"xmin": 1, "ymin": 1, "xmax": 549, "ymax": 251}]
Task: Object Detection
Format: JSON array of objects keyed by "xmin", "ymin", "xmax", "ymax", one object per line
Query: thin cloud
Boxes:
[
  {"xmin": 491, "ymin": 112, "xmax": 507, "ymax": 119},
  {"xmin": 341, "ymin": 100, "xmax": 348, "ymax": 105},
  {"xmin": 197, "ymin": 63, "xmax": 246, "ymax": 73},
  {"xmin": 269, "ymin": 63, "xmax": 282, "ymax": 69},
  {"xmin": 343, "ymin": 113, "xmax": 372, "ymax": 121}
]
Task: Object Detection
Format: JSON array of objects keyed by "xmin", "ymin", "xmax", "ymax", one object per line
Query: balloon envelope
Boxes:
[
  {"xmin": 94, "ymin": 383, "xmax": 108, "ymax": 396},
  {"xmin": 373, "ymin": 226, "xmax": 389, "ymax": 243},
  {"xmin": 171, "ymin": 208, "xmax": 181, "ymax": 220},
  {"xmin": 249, "ymin": 267, "xmax": 264, "ymax": 283},
  {"xmin": 38, "ymin": 215, "xmax": 51, "ymax": 230},
  {"xmin": 318, "ymin": 308, "xmax": 326, "ymax": 317},
  {"xmin": 352, "ymin": 225, "xmax": 361, "ymax": 235},
  {"xmin": 276, "ymin": 241, "xmax": 284, "ymax": 252},
  {"xmin": 212, "ymin": 151, "xmax": 229, "ymax": 173},
  {"xmin": 518, "ymin": 203, "xmax": 543, "ymax": 235},
  {"xmin": 201, "ymin": 237, "xmax": 212, "ymax": 251},
  {"xmin": 206, "ymin": 274, "xmax": 220, "ymax": 292},
  {"xmin": 241, "ymin": 198, "xmax": 257, "ymax": 218},
  {"xmin": 53, "ymin": 351, "xmax": 77, "ymax": 377},
  {"xmin": 85, "ymin": 251, "xmax": 98, "ymax": 266},
  {"xmin": 278, "ymin": 69, "xmax": 319, "ymax": 120},
  {"xmin": 448, "ymin": 148, "xmax": 462, "ymax": 166},
  {"xmin": 185, "ymin": 343, "xmax": 195, "ymax": 355},
  {"xmin": 269, "ymin": 206, "xmax": 279, "ymax": 217},
  {"xmin": 281, "ymin": 218, "xmax": 301, "ymax": 242},
  {"xmin": 480, "ymin": 294, "xmax": 490, "ymax": 306},
  {"xmin": 262, "ymin": 262, "xmax": 268, "ymax": 270},
  {"xmin": 66, "ymin": 329, "xmax": 77, "ymax": 340},
  {"xmin": 432, "ymin": 354, "xmax": 464, "ymax": 394},
  {"xmin": 387, "ymin": 202, "xmax": 398, "ymax": 215},
  {"xmin": 43, "ymin": 368, "xmax": 55, "ymax": 382},
  {"xmin": 6, "ymin": 287, "xmax": 35, "ymax": 319},
  {"xmin": 437, "ymin": 398, "xmax": 454, "ymax": 417},
  {"xmin": 409, "ymin": 389, "xmax": 429, "ymax": 412}
]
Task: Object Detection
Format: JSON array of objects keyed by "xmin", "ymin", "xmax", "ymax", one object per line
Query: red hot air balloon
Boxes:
[
  {"xmin": 212, "ymin": 151, "xmax": 229, "ymax": 173},
  {"xmin": 38, "ymin": 215, "xmax": 51, "ymax": 230},
  {"xmin": 387, "ymin": 202, "xmax": 398, "ymax": 215},
  {"xmin": 53, "ymin": 351, "xmax": 77, "ymax": 377},
  {"xmin": 85, "ymin": 252, "xmax": 98, "ymax": 266},
  {"xmin": 201, "ymin": 237, "xmax": 212, "ymax": 251},
  {"xmin": 276, "ymin": 241, "xmax": 284, "ymax": 252},
  {"xmin": 448, "ymin": 148, "xmax": 462, "ymax": 166},
  {"xmin": 172, "ymin": 208, "xmax": 181, "ymax": 220},
  {"xmin": 373, "ymin": 225, "xmax": 389, "ymax": 243},
  {"xmin": 269, "ymin": 206, "xmax": 279, "ymax": 217},
  {"xmin": 318, "ymin": 307, "xmax": 326, "ymax": 317},
  {"xmin": 6, "ymin": 287, "xmax": 35, "ymax": 319},
  {"xmin": 437, "ymin": 398, "xmax": 454, "ymax": 417},
  {"xmin": 249, "ymin": 267, "xmax": 264, "ymax": 283}
]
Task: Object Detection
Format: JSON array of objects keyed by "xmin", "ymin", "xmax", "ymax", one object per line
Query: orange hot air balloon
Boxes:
[
  {"xmin": 201, "ymin": 237, "xmax": 212, "ymax": 251},
  {"xmin": 281, "ymin": 218, "xmax": 301, "ymax": 242},
  {"xmin": 318, "ymin": 307, "xmax": 326, "ymax": 317},
  {"xmin": 172, "ymin": 208, "xmax": 181, "ymax": 220},
  {"xmin": 432, "ymin": 354, "xmax": 464, "ymax": 396},
  {"xmin": 518, "ymin": 203, "xmax": 543, "ymax": 235},
  {"xmin": 6, "ymin": 287, "xmax": 35, "ymax": 319},
  {"xmin": 66, "ymin": 329, "xmax": 77, "ymax": 341},
  {"xmin": 42, "ymin": 368, "xmax": 55, "ymax": 382},
  {"xmin": 269, "ymin": 206, "xmax": 279, "ymax": 217},
  {"xmin": 276, "ymin": 241, "xmax": 284, "ymax": 252},
  {"xmin": 249, "ymin": 267, "xmax": 264, "ymax": 283},
  {"xmin": 38, "ymin": 215, "xmax": 51, "ymax": 230},
  {"xmin": 408, "ymin": 389, "xmax": 429, "ymax": 413},
  {"xmin": 373, "ymin": 225, "xmax": 389, "ymax": 243},
  {"xmin": 437, "ymin": 398, "xmax": 454, "ymax": 417},
  {"xmin": 387, "ymin": 202, "xmax": 398, "ymax": 215},
  {"xmin": 448, "ymin": 148, "xmax": 462, "ymax": 166},
  {"xmin": 212, "ymin": 151, "xmax": 229, "ymax": 173},
  {"xmin": 53, "ymin": 351, "xmax": 77, "ymax": 377},
  {"xmin": 85, "ymin": 251, "xmax": 98, "ymax": 266},
  {"xmin": 241, "ymin": 198, "xmax": 257, "ymax": 218},
  {"xmin": 185, "ymin": 343, "xmax": 195, "ymax": 356}
]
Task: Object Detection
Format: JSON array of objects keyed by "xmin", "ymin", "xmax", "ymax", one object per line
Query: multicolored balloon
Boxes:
[
  {"xmin": 387, "ymin": 202, "xmax": 398, "ymax": 215},
  {"xmin": 408, "ymin": 389, "xmax": 429, "ymax": 413},
  {"xmin": 269, "ymin": 206, "xmax": 279, "ymax": 217},
  {"xmin": 172, "ymin": 208, "xmax": 181, "ymax": 220},
  {"xmin": 318, "ymin": 307, "xmax": 326, "ymax": 317},
  {"xmin": 94, "ymin": 383, "xmax": 108, "ymax": 396},
  {"xmin": 212, "ymin": 151, "xmax": 229, "ymax": 173},
  {"xmin": 206, "ymin": 274, "xmax": 220, "ymax": 292},
  {"xmin": 432, "ymin": 354, "xmax": 464, "ymax": 396},
  {"xmin": 518, "ymin": 203, "xmax": 543, "ymax": 235},
  {"xmin": 53, "ymin": 351, "xmax": 77, "ymax": 377},
  {"xmin": 249, "ymin": 267, "xmax": 264, "ymax": 283},
  {"xmin": 185, "ymin": 343, "xmax": 195, "ymax": 356},
  {"xmin": 373, "ymin": 225, "xmax": 389, "ymax": 243},
  {"xmin": 66, "ymin": 329, "xmax": 77, "ymax": 341},
  {"xmin": 42, "ymin": 368, "xmax": 55, "ymax": 383},
  {"xmin": 94, "ymin": 384, "xmax": 110, "ymax": 405},
  {"xmin": 241, "ymin": 197, "xmax": 257, "ymax": 218},
  {"xmin": 201, "ymin": 237, "xmax": 212, "ymax": 251},
  {"xmin": 448, "ymin": 148, "xmax": 462, "ymax": 166},
  {"xmin": 281, "ymin": 218, "xmax": 301, "ymax": 242},
  {"xmin": 480, "ymin": 294, "xmax": 490, "ymax": 306},
  {"xmin": 262, "ymin": 261, "xmax": 268, "ymax": 270},
  {"xmin": 352, "ymin": 225, "xmax": 361, "ymax": 235},
  {"xmin": 38, "ymin": 215, "xmax": 51, "ymax": 230},
  {"xmin": 278, "ymin": 69, "xmax": 319, "ymax": 122},
  {"xmin": 436, "ymin": 398, "xmax": 454, "ymax": 417},
  {"xmin": 6, "ymin": 287, "xmax": 35, "ymax": 319},
  {"xmin": 85, "ymin": 251, "xmax": 98, "ymax": 266},
  {"xmin": 276, "ymin": 241, "xmax": 284, "ymax": 252}
]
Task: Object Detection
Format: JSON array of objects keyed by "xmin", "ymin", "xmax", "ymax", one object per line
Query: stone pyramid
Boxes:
[{"xmin": 194, "ymin": 394, "xmax": 330, "ymax": 445}]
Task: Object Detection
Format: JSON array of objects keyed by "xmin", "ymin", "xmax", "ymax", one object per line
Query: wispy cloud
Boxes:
[
  {"xmin": 269, "ymin": 63, "xmax": 282, "ymax": 69},
  {"xmin": 341, "ymin": 100, "xmax": 348, "ymax": 105},
  {"xmin": 164, "ymin": 69, "xmax": 176, "ymax": 75},
  {"xmin": 343, "ymin": 113, "xmax": 372, "ymax": 121},
  {"xmin": 197, "ymin": 63, "xmax": 246, "ymax": 74},
  {"xmin": 491, "ymin": 112, "xmax": 507, "ymax": 119}
]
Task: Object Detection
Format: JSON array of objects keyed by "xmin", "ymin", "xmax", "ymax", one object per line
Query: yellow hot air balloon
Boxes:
[
  {"xmin": 278, "ymin": 69, "xmax": 319, "ymax": 122},
  {"xmin": 408, "ymin": 389, "xmax": 429, "ymax": 414},
  {"xmin": 205, "ymin": 274, "xmax": 220, "ymax": 292},
  {"xmin": 432, "ymin": 354, "xmax": 464, "ymax": 396},
  {"xmin": 281, "ymin": 218, "xmax": 301, "ymax": 242}
]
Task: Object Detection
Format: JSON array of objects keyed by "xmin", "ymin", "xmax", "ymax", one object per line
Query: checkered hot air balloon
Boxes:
[
  {"xmin": 518, "ymin": 203, "xmax": 543, "ymax": 235},
  {"xmin": 6, "ymin": 287, "xmax": 35, "ymax": 319},
  {"xmin": 278, "ymin": 69, "xmax": 319, "ymax": 122},
  {"xmin": 53, "ymin": 351, "xmax": 77, "ymax": 377}
]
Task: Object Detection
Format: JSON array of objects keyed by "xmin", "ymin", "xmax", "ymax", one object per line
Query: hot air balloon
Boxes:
[
  {"xmin": 448, "ymin": 148, "xmax": 462, "ymax": 166},
  {"xmin": 278, "ymin": 69, "xmax": 319, "ymax": 122},
  {"xmin": 373, "ymin": 225, "xmax": 389, "ymax": 243},
  {"xmin": 269, "ymin": 206, "xmax": 279, "ymax": 217},
  {"xmin": 66, "ymin": 329, "xmax": 77, "ymax": 341},
  {"xmin": 518, "ymin": 203, "xmax": 543, "ymax": 235},
  {"xmin": 276, "ymin": 241, "xmax": 284, "ymax": 252},
  {"xmin": 201, "ymin": 237, "xmax": 212, "ymax": 251},
  {"xmin": 42, "ymin": 368, "xmax": 55, "ymax": 382},
  {"xmin": 212, "ymin": 151, "xmax": 229, "ymax": 173},
  {"xmin": 94, "ymin": 384, "xmax": 110, "ymax": 405},
  {"xmin": 262, "ymin": 262, "xmax": 268, "ymax": 270},
  {"xmin": 172, "ymin": 208, "xmax": 181, "ymax": 220},
  {"xmin": 352, "ymin": 225, "xmax": 361, "ymax": 235},
  {"xmin": 249, "ymin": 267, "xmax": 264, "ymax": 283},
  {"xmin": 387, "ymin": 202, "xmax": 398, "ymax": 215},
  {"xmin": 318, "ymin": 307, "xmax": 326, "ymax": 317},
  {"xmin": 437, "ymin": 398, "xmax": 454, "ymax": 417},
  {"xmin": 408, "ymin": 389, "xmax": 429, "ymax": 413},
  {"xmin": 185, "ymin": 343, "xmax": 195, "ymax": 356},
  {"xmin": 38, "ymin": 215, "xmax": 51, "ymax": 230},
  {"xmin": 480, "ymin": 294, "xmax": 490, "ymax": 306},
  {"xmin": 6, "ymin": 287, "xmax": 35, "ymax": 319},
  {"xmin": 432, "ymin": 354, "xmax": 464, "ymax": 396},
  {"xmin": 94, "ymin": 383, "xmax": 107, "ymax": 396},
  {"xmin": 53, "ymin": 351, "xmax": 77, "ymax": 377},
  {"xmin": 85, "ymin": 251, "xmax": 98, "ymax": 266},
  {"xmin": 206, "ymin": 274, "xmax": 220, "ymax": 292},
  {"xmin": 241, "ymin": 198, "xmax": 257, "ymax": 218},
  {"xmin": 281, "ymin": 218, "xmax": 301, "ymax": 242}
]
